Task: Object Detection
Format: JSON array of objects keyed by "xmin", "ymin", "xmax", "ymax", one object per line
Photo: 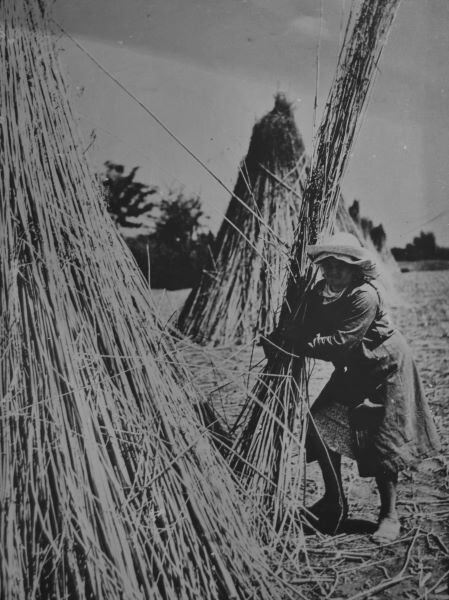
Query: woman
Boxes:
[{"xmin": 266, "ymin": 233, "xmax": 440, "ymax": 542}]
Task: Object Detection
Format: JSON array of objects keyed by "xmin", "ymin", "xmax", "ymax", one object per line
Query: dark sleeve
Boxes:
[
  {"xmin": 304, "ymin": 286, "xmax": 378, "ymax": 362},
  {"xmin": 279, "ymin": 282, "xmax": 323, "ymax": 342}
]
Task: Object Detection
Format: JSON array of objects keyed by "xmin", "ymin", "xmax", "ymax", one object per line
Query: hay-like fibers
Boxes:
[
  {"xmin": 0, "ymin": 3, "xmax": 291, "ymax": 599},
  {"xmin": 336, "ymin": 197, "xmax": 400, "ymax": 303},
  {"xmin": 348, "ymin": 199, "xmax": 400, "ymax": 272},
  {"xmin": 230, "ymin": 0, "xmax": 402, "ymax": 533},
  {"xmin": 345, "ymin": 199, "xmax": 401, "ymax": 301},
  {"xmin": 178, "ymin": 94, "xmax": 307, "ymax": 345}
]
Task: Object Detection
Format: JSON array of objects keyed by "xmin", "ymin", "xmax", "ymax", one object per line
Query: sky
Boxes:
[{"xmin": 51, "ymin": 0, "xmax": 449, "ymax": 246}]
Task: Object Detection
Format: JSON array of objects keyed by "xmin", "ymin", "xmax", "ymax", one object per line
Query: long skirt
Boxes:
[{"xmin": 307, "ymin": 331, "xmax": 440, "ymax": 477}]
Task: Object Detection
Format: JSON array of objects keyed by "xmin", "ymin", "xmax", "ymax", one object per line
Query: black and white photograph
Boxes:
[{"xmin": 1, "ymin": 0, "xmax": 448, "ymax": 598}]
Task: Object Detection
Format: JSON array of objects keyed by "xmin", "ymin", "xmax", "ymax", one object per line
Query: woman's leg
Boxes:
[
  {"xmin": 375, "ymin": 471, "xmax": 398, "ymax": 520},
  {"xmin": 373, "ymin": 471, "xmax": 400, "ymax": 541},
  {"xmin": 316, "ymin": 445, "xmax": 345, "ymax": 505},
  {"xmin": 307, "ymin": 427, "xmax": 348, "ymax": 528}
]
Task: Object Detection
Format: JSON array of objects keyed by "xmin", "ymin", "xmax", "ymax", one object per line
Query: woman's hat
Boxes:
[{"xmin": 306, "ymin": 232, "xmax": 375, "ymax": 267}]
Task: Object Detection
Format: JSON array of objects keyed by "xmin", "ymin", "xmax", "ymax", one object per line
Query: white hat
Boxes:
[{"xmin": 307, "ymin": 232, "xmax": 375, "ymax": 267}]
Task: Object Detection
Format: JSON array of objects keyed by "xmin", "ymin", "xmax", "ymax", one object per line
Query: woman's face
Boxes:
[{"xmin": 319, "ymin": 257, "xmax": 355, "ymax": 291}]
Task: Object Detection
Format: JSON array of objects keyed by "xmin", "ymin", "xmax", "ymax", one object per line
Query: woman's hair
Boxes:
[{"xmin": 350, "ymin": 261, "xmax": 378, "ymax": 282}]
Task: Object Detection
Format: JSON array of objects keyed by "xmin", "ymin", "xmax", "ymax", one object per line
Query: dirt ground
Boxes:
[{"xmin": 156, "ymin": 269, "xmax": 449, "ymax": 599}]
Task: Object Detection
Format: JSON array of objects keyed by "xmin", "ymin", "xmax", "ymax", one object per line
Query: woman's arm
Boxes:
[
  {"xmin": 305, "ymin": 287, "xmax": 378, "ymax": 362},
  {"xmin": 260, "ymin": 284, "xmax": 323, "ymax": 359}
]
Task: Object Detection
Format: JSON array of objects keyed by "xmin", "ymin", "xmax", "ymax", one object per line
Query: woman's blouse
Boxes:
[{"xmin": 303, "ymin": 279, "xmax": 395, "ymax": 367}]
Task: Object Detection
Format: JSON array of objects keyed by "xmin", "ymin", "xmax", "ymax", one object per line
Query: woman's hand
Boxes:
[
  {"xmin": 260, "ymin": 327, "xmax": 310, "ymax": 360},
  {"xmin": 276, "ymin": 319, "xmax": 301, "ymax": 342}
]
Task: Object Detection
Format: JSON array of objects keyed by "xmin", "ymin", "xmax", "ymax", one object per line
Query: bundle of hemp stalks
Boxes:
[
  {"xmin": 229, "ymin": 0, "xmax": 402, "ymax": 535},
  {"xmin": 0, "ymin": 3, "xmax": 292, "ymax": 599},
  {"xmin": 178, "ymin": 94, "xmax": 307, "ymax": 345}
]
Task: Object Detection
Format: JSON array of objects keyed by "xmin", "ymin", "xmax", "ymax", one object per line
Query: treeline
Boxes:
[
  {"xmin": 348, "ymin": 200, "xmax": 387, "ymax": 251},
  {"xmin": 391, "ymin": 231, "xmax": 449, "ymax": 261},
  {"xmin": 349, "ymin": 201, "xmax": 448, "ymax": 262},
  {"xmin": 101, "ymin": 163, "xmax": 447, "ymax": 288},
  {"xmin": 102, "ymin": 162, "xmax": 214, "ymax": 289}
]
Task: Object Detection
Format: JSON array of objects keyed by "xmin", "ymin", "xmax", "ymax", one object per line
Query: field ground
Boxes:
[{"xmin": 154, "ymin": 269, "xmax": 449, "ymax": 599}]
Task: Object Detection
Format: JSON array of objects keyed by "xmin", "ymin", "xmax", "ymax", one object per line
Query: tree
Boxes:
[
  {"xmin": 412, "ymin": 231, "xmax": 437, "ymax": 260},
  {"xmin": 102, "ymin": 161, "xmax": 158, "ymax": 227},
  {"xmin": 391, "ymin": 230, "xmax": 448, "ymax": 261},
  {"xmin": 370, "ymin": 224, "xmax": 387, "ymax": 251},
  {"xmin": 101, "ymin": 163, "xmax": 215, "ymax": 288},
  {"xmin": 149, "ymin": 189, "xmax": 214, "ymax": 289},
  {"xmin": 349, "ymin": 199, "xmax": 388, "ymax": 252},
  {"xmin": 155, "ymin": 190, "xmax": 205, "ymax": 247}
]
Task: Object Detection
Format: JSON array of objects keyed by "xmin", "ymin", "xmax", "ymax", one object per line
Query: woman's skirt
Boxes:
[
  {"xmin": 307, "ymin": 331, "xmax": 440, "ymax": 477},
  {"xmin": 311, "ymin": 401, "xmax": 355, "ymax": 459}
]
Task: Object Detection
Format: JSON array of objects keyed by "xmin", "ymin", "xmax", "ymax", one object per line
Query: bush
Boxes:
[
  {"xmin": 101, "ymin": 170, "xmax": 215, "ymax": 289},
  {"xmin": 123, "ymin": 231, "xmax": 214, "ymax": 290}
]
